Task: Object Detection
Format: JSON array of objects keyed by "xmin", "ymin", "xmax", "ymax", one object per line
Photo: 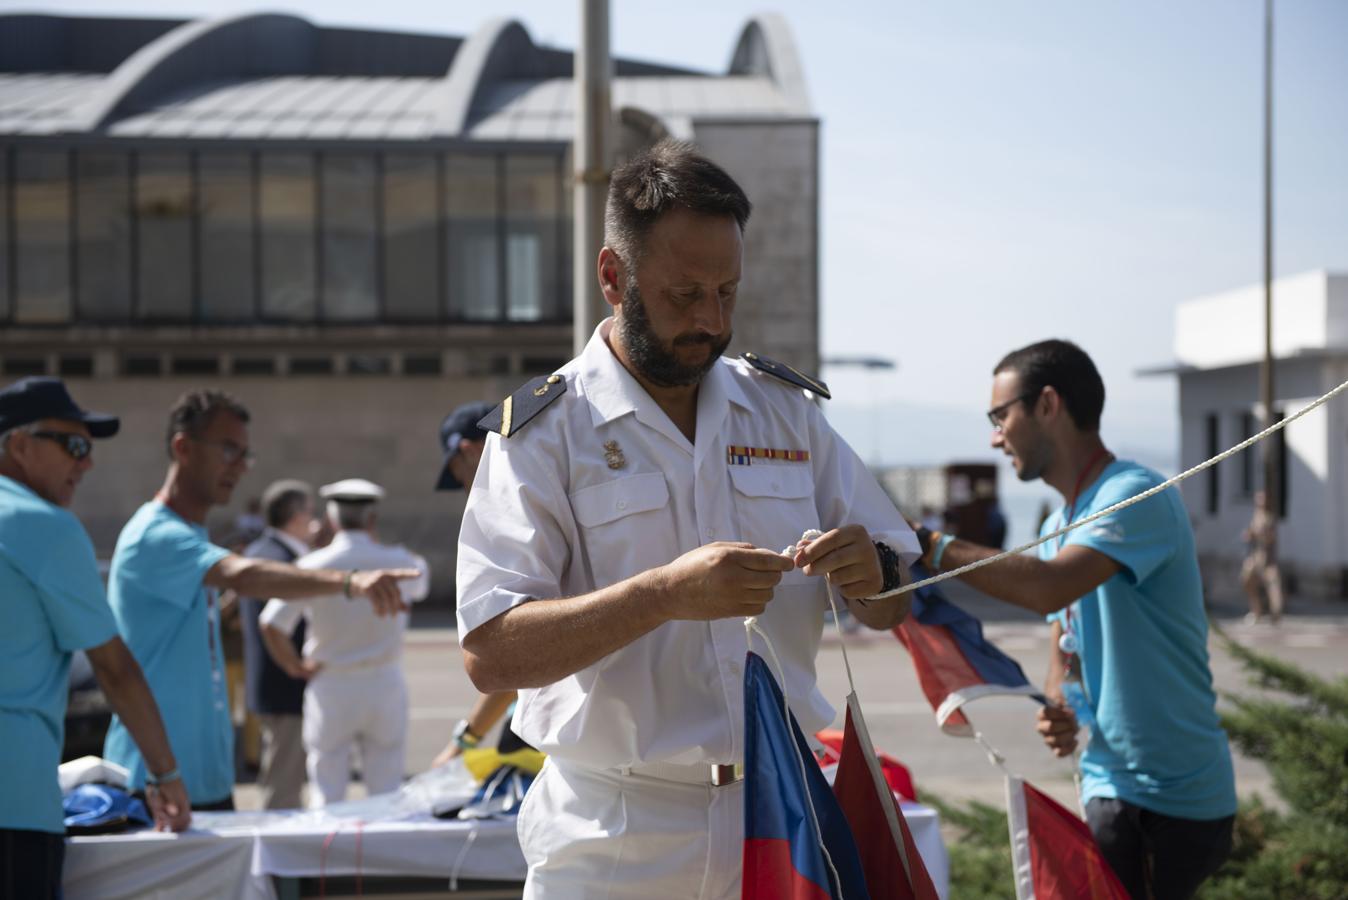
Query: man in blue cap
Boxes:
[
  {"xmin": 0, "ymin": 377, "xmax": 191, "ymax": 898},
  {"xmin": 431, "ymin": 402, "xmax": 520, "ymax": 766}
]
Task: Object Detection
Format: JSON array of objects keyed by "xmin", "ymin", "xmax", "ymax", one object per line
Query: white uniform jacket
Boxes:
[
  {"xmin": 457, "ymin": 320, "xmax": 918, "ymax": 771},
  {"xmin": 261, "ymin": 531, "xmax": 429, "ymax": 672}
]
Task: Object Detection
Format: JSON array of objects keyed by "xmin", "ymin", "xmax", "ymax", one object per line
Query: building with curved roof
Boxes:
[{"xmin": 0, "ymin": 11, "xmax": 820, "ymax": 596}]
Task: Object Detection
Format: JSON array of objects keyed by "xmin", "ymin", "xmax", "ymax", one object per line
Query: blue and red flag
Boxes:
[
  {"xmin": 743, "ymin": 651, "xmax": 870, "ymax": 899},
  {"xmin": 894, "ymin": 564, "xmax": 1044, "ymax": 735}
]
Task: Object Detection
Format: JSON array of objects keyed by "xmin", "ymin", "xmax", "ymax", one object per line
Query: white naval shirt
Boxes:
[
  {"xmin": 456, "ymin": 319, "xmax": 919, "ymax": 770},
  {"xmin": 260, "ymin": 530, "xmax": 429, "ymax": 672}
]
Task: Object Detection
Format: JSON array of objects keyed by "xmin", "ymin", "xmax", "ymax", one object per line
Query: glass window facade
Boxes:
[
  {"xmin": 446, "ymin": 154, "xmax": 501, "ymax": 321},
  {"xmin": 135, "ymin": 152, "xmax": 193, "ymax": 319},
  {"xmin": 75, "ymin": 151, "xmax": 133, "ymax": 320},
  {"xmin": 383, "ymin": 153, "xmax": 439, "ymax": 321},
  {"xmin": 320, "ymin": 152, "xmax": 378, "ymax": 321},
  {"xmin": 199, "ymin": 152, "xmax": 256, "ymax": 321},
  {"xmin": 1, "ymin": 144, "xmax": 569, "ymax": 326},
  {"xmin": 13, "ymin": 149, "xmax": 71, "ymax": 323},
  {"xmin": 260, "ymin": 152, "xmax": 317, "ymax": 321}
]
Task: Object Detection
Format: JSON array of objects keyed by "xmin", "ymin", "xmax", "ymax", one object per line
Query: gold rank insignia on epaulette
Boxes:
[
  {"xmin": 740, "ymin": 352, "xmax": 831, "ymax": 400},
  {"xmin": 478, "ymin": 373, "xmax": 567, "ymax": 438}
]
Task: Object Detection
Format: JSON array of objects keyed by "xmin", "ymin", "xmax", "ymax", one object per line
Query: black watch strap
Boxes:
[
  {"xmin": 914, "ymin": 526, "xmax": 933, "ymax": 558},
  {"xmin": 873, "ymin": 541, "xmax": 903, "ymax": 593}
]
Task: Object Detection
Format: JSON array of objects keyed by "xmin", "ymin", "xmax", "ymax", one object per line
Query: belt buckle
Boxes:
[{"xmin": 710, "ymin": 764, "xmax": 744, "ymax": 787}]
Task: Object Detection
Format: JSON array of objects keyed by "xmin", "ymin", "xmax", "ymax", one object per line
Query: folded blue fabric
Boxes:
[{"xmin": 63, "ymin": 783, "xmax": 152, "ymax": 834}]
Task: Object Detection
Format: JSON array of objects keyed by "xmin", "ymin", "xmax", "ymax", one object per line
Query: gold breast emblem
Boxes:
[{"xmin": 603, "ymin": 440, "xmax": 626, "ymax": 470}]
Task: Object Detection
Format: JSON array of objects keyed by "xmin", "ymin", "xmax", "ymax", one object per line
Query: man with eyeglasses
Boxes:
[
  {"xmin": 0, "ymin": 377, "xmax": 191, "ymax": 899},
  {"xmin": 911, "ymin": 340, "xmax": 1235, "ymax": 900},
  {"xmin": 103, "ymin": 390, "xmax": 421, "ymax": 811}
]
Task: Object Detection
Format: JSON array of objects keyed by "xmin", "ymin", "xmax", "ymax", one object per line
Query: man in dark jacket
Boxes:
[{"xmin": 239, "ymin": 479, "xmax": 315, "ymax": 808}]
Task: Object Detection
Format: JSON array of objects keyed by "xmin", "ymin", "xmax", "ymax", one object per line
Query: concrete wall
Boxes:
[
  {"xmin": 1177, "ymin": 356, "xmax": 1344, "ymax": 597},
  {"xmin": 693, "ymin": 119, "xmax": 820, "ymax": 376}
]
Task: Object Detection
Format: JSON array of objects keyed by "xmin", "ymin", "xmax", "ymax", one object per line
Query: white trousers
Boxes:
[
  {"xmin": 517, "ymin": 760, "xmax": 744, "ymax": 899},
  {"xmin": 302, "ymin": 663, "xmax": 407, "ymax": 807}
]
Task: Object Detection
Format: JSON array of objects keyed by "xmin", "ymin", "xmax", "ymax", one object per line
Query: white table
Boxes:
[
  {"xmin": 64, "ymin": 814, "xmax": 526, "ymax": 900},
  {"xmin": 62, "ymin": 762, "xmax": 947, "ymax": 900}
]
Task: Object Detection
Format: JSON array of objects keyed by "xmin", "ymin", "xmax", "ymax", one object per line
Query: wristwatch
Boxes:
[
  {"xmin": 451, "ymin": 718, "xmax": 481, "ymax": 751},
  {"xmin": 914, "ymin": 526, "xmax": 934, "ymax": 558},
  {"xmin": 873, "ymin": 541, "xmax": 904, "ymax": 593}
]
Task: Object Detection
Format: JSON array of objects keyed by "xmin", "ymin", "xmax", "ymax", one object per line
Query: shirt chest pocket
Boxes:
[
  {"xmin": 570, "ymin": 472, "xmax": 674, "ymax": 585},
  {"xmin": 729, "ymin": 465, "xmax": 820, "ymax": 570}
]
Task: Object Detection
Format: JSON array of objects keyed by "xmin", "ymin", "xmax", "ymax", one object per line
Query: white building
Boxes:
[{"xmin": 1155, "ymin": 270, "xmax": 1348, "ymax": 599}]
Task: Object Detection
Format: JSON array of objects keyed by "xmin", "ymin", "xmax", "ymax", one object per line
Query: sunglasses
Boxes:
[{"xmin": 31, "ymin": 431, "xmax": 93, "ymax": 461}]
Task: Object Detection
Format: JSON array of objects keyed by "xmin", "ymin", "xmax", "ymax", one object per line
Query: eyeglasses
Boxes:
[
  {"xmin": 986, "ymin": 390, "xmax": 1040, "ymax": 430},
  {"xmin": 194, "ymin": 438, "xmax": 256, "ymax": 467},
  {"xmin": 30, "ymin": 431, "xmax": 93, "ymax": 461}
]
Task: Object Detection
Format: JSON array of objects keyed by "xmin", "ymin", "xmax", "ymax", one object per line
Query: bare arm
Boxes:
[
  {"xmin": 930, "ymin": 540, "xmax": 1120, "ymax": 616},
  {"xmin": 1036, "ymin": 619, "xmax": 1079, "ymax": 757},
  {"xmin": 203, "ymin": 555, "xmax": 419, "ymax": 616},
  {"xmin": 84, "ymin": 638, "xmax": 192, "ymax": 831},
  {"xmin": 462, "ymin": 542, "xmax": 794, "ymax": 693},
  {"xmin": 259, "ymin": 622, "xmax": 321, "ymax": 681}
]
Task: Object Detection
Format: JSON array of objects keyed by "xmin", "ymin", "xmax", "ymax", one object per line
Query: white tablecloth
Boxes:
[
  {"xmin": 64, "ymin": 815, "xmax": 525, "ymax": 900},
  {"xmin": 62, "ymin": 763, "xmax": 948, "ymax": 899}
]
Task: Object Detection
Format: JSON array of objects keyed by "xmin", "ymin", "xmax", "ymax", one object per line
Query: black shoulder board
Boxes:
[
  {"xmin": 740, "ymin": 352, "xmax": 831, "ymax": 400},
  {"xmin": 478, "ymin": 374, "xmax": 568, "ymax": 438}
]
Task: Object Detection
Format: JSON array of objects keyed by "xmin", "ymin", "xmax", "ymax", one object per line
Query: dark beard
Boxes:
[{"xmin": 617, "ymin": 281, "xmax": 731, "ymax": 388}]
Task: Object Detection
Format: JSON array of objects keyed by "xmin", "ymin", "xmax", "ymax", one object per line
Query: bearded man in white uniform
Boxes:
[
  {"xmin": 261, "ymin": 478, "xmax": 429, "ymax": 806},
  {"xmin": 456, "ymin": 140, "xmax": 920, "ymax": 899}
]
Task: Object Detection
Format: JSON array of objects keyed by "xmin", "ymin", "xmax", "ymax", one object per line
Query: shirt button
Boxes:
[
  {"xmin": 617, "ymin": 500, "xmax": 628, "ymax": 510},
  {"xmin": 771, "ymin": 482, "xmax": 781, "ymax": 491},
  {"xmin": 727, "ymin": 661, "xmax": 742, "ymax": 676},
  {"xmin": 706, "ymin": 527, "xmax": 716, "ymax": 538}
]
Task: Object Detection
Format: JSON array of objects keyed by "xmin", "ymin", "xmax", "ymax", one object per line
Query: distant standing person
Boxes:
[
  {"xmin": 103, "ymin": 391, "xmax": 420, "ymax": 810},
  {"xmin": 911, "ymin": 340, "xmax": 1235, "ymax": 900},
  {"xmin": 1240, "ymin": 489, "xmax": 1284, "ymax": 624},
  {"xmin": 239, "ymin": 479, "xmax": 316, "ymax": 809},
  {"xmin": 0, "ymin": 378, "xmax": 190, "ymax": 898},
  {"xmin": 261, "ymin": 479, "xmax": 430, "ymax": 805},
  {"xmin": 430, "ymin": 402, "xmax": 521, "ymax": 766}
]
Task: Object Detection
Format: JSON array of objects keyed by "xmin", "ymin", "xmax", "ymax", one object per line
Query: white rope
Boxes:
[
  {"xmin": 744, "ymin": 614, "xmax": 846, "ymax": 897},
  {"xmin": 867, "ymin": 374, "xmax": 1348, "ymax": 601}
]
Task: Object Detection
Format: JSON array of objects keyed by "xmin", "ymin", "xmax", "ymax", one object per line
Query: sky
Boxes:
[{"xmin": 27, "ymin": 0, "xmax": 1348, "ymax": 533}]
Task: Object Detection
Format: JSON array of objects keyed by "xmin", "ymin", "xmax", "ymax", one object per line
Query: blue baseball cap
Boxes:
[
  {"xmin": 0, "ymin": 377, "xmax": 119, "ymax": 438},
  {"xmin": 437, "ymin": 401, "xmax": 493, "ymax": 490}
]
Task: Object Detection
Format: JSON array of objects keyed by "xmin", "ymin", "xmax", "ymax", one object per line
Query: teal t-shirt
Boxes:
[
  {"xmin": 0, "ymin": 475, "xmax": 119, "ymax": 833},
  {"xmin": 1041, "ymin": 460, "xmax": 1236, "ymax": 820},
  {"xmin": 103, "ymin": 501, "xmax": 232, "ymax": 804}
]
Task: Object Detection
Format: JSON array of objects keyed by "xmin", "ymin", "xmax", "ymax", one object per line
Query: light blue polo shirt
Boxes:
[
  {"xmin": 1041, "ymin": 459, "xmax": 1236, "ymax": 820},
  {"xmin": 0, "ymin": 475, "xmax": 119, "ymax": 833},
  {"xmin": 103, "ymin": 501, "xmax": 232, "ymax": 804}
]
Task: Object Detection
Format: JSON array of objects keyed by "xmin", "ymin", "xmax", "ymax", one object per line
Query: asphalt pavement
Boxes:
[{"xmin": 234, "ymin": 582, "xmax": 1348, "ymax": 813}]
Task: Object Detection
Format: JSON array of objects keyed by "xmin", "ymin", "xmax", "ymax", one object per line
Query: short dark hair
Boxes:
[
  {"xmin": 262, "ymin": 479, "xmax": 312, "ymax": 528},
  {"xmin": 993, "ymin": 339, "xmax": 1105, "ymax": 431},
  {"xmin": 604, "ymin": 139, "xmax": 752, "ymax": 265},
  {"xmin": 166, "ymin": 390, "xmax": 250, "ymax": 459}
]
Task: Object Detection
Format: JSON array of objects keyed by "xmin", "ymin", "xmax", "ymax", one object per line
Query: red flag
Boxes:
[
  {"xmin": 815, "ymin": 728, "xmax": 918, "ymax": 803},
  {"xmin": 1005, "ymin": 775, "xmax": 1128, "ymax": 900},
  {"xmin": 831, "ymin": 695, "xmax": 940, "ymax": 900}
]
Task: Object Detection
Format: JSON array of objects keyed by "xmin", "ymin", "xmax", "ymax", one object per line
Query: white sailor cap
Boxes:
[{"xmin": 318, "ymin": 478, "xmax": 386, "ymax": 503}]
